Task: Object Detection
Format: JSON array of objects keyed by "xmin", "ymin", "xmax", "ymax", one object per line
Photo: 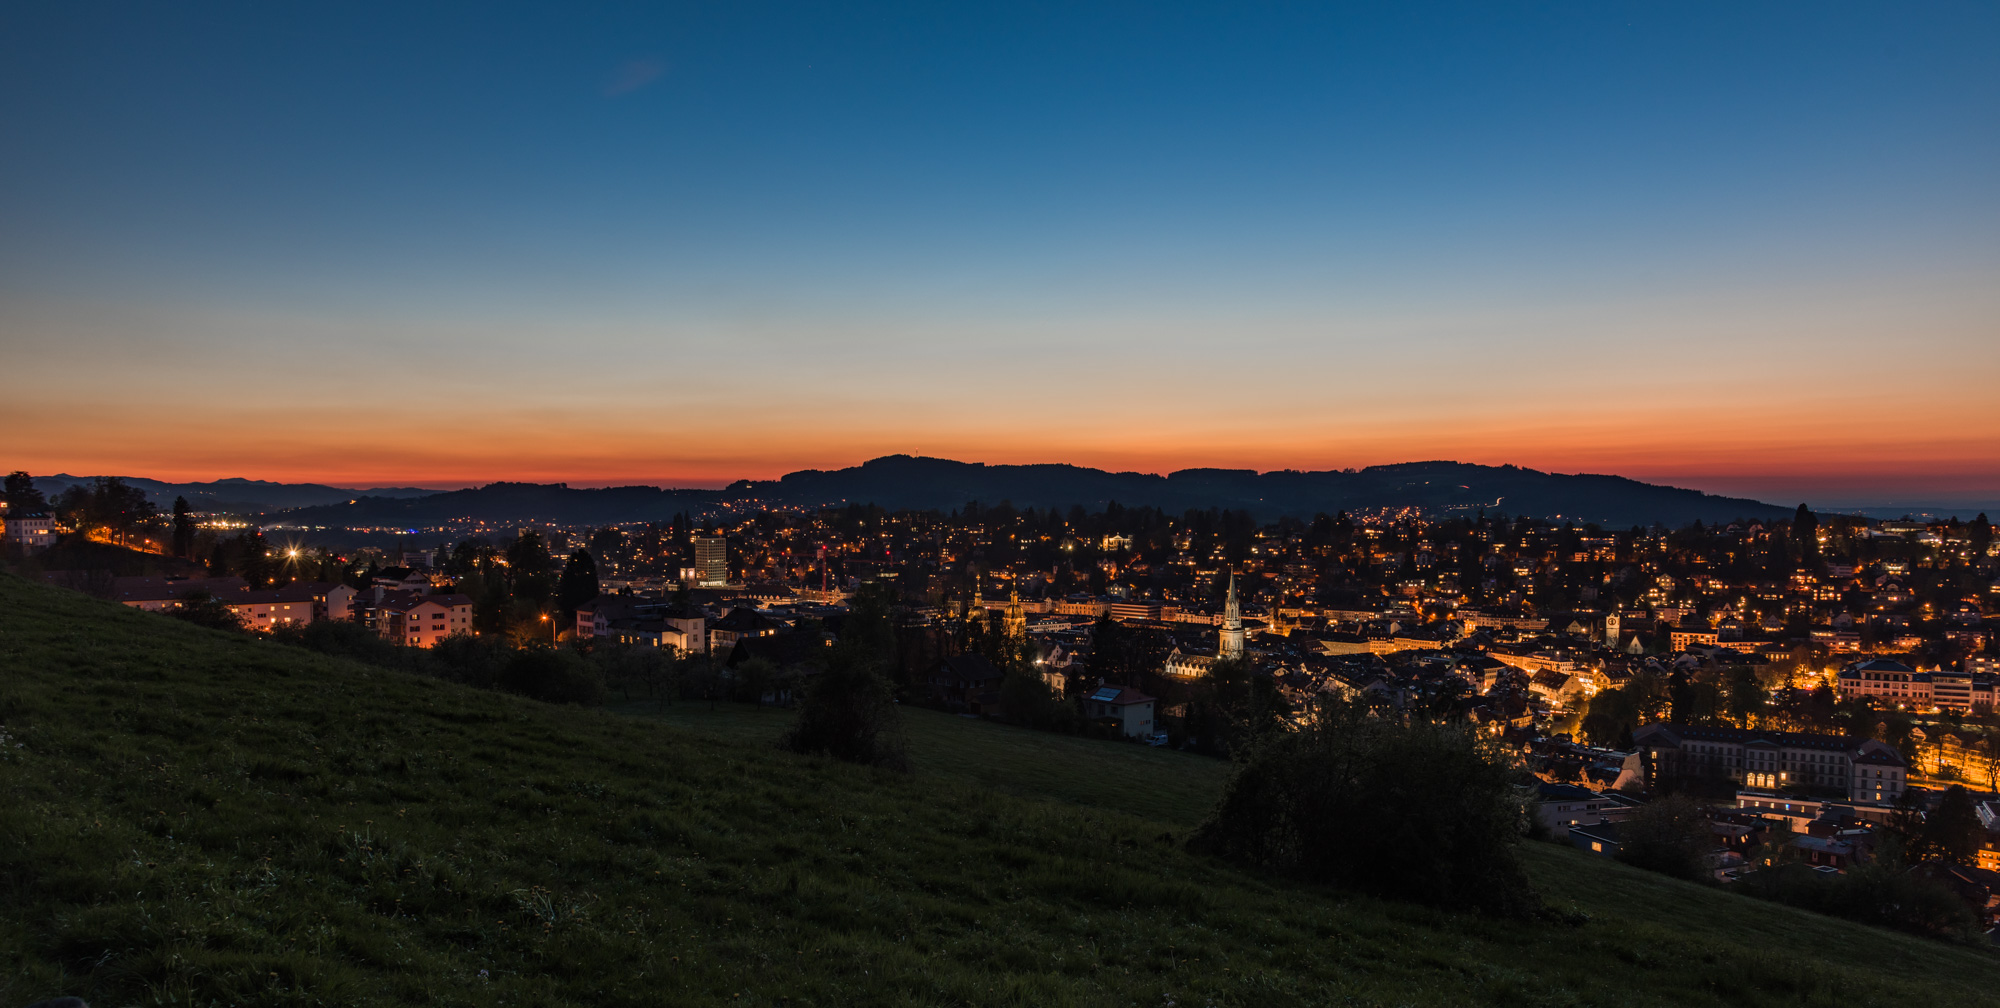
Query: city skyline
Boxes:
[{"xmin": 3, "ymin": 3, "xmax": 1995, "ymax": 505}]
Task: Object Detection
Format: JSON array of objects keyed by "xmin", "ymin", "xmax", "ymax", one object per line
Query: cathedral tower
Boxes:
[{"xmin": 1219, "ymin": 570, "xmax": 1245, "ymax": 659}]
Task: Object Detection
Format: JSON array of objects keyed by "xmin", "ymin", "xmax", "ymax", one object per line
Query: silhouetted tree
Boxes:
[
  {"xmin": 167, "ymin": 590, "xmax": 243, "ymax": 632},
  {"xmin": 499, "ymin": 647, "xmax": 605, "ymax": 705},
  {"xmin": 506, "ymin": 531, "xmax": 556, "ymax": 607},
  {"xmin": 1189, "ymin": 701, "xmax": 1537, "ymax": 917},
  {"xmin": 780, "ymin": 642, "xmax": 908, "ymax": 770},
  {"xmin": 1792, "ymin": 504, "xmax": 1819, "ymax": 559},
  {"xmin": 1926, "ymin": 785, "xmax": 1983, "ymax": 867},
  {"xmin": 170, "ymin": 497, "xmax": 195, "ymax": 558},
  {"xmin": 236, "ymin": 530, "xmax": 275, "ymax": 588},
  {"xmin": 556, "ymin": 549, "xmax": 599, "ymax": 619},
  {"xmin": 1617, "ymin": 794, "xmax": 1711, "ymax": 880},
  {"xmin": 3, "ymin": 471, "xmax": 47, "ymax": 512},
  {"xmin": 1724, "ymin": 666, "xmax": 1765, "ymax": 727}
]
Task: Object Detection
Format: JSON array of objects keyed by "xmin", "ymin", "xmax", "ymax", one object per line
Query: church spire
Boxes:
[
  {"xmin": 1004, "ymin": 582, "xmax": 1027, "ymax": 640},
  {"xmin": 1219, "ymin": 569, "xmax": 1244, "ymax": 659}
]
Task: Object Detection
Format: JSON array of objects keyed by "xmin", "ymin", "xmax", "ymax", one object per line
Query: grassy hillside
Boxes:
[
  {"xmin": 611, "ymin": 701, "xmax": 1235, "ymax": 827},
  {"xmin": 2, "ymin": 573, "xmax": 1996, "ymax": 1007}
]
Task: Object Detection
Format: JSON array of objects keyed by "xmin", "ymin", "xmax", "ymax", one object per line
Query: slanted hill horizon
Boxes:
[
  {"xmin": 203, "ymin": 454, "xmax": 1795, "ymax": 527},
  {"xmin": 3, "ymin": 571, "xmax": 1997, "ymax": 1007}
]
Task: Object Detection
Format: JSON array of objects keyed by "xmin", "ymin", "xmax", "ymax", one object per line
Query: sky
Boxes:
[{"xmin": 2, "ymin": 2, "xmax": 1995, "ymax": 508}]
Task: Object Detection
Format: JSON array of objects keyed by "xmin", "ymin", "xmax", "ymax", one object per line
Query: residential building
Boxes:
[
  {"xmin": 1535, "ymin": 782, "xmax": 1611, "ymax": 839},
  {"xmin": 1569, "ymin": 821, "xmax": 1622, "ymax": 858},
  {"xmin": 225, "ymin": 584, "xmax": 327, "ymax": 629},
  {"xmin": 927, "ymin": 653, "xmax": 1004, "ymax": 713},
  {"xmin": 1928, "ymin": 666, "xmax": 1976, "ymax": 713},
  {"xmin": 708, "ymin": 607, "xmax": 780, "ymax": 653},
  {"xmin": 576, "ymin": 596, "xmax": 706, "ymax": 651},
  {"xmin": 102, "ymin": 576, "xmax": 351, "ymax": 624},
  {"xmin": 1633, "ymin": 723, "xmax": 1909, "ymax": 806},
  {"xmin": 370, "ymin": 591, "xmax": 474, "ymax": 648},
  {"xmin": 103, "ymin": 575, "xmax": 249, "ymax": 611},
  {"xmin": 1085, "ymin": 686, "xmax": 1158, "ymax": 739},
  {"xmin": 1107, "ymin": 600, "xmax": 1162, "ymax": 621},
  {"xmin": 1836, "ymin": 658, "xmax": 1928, "ymax": 706},
  {"xmin": 605, "ymin": 618, "xmax": 696, "ymax": 651},
  {"xmin": 3, "ymin": 512, "xmax": 57, "ymax": 552}
]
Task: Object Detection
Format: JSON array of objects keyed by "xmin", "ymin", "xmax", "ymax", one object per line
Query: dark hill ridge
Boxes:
[
  {"xmin": 33, "ymin": 474, "xmax": 438, "ymax": 512},
  {"xmin": 3, "ymin": 571, "xmax": 1998, "ymax": 1007},
  {"xmin": 275, "ymin": 481, "xmax": 723, "ymax": 527},
  {"xmin": 262, "ymin": 456, "xmax": 1786, "ymax": 528},
  {"xmin": 739, "ymin": 455, "xmax": 1785, "ymax": 526}
]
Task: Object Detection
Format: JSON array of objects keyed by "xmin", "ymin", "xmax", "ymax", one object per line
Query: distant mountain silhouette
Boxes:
[
  {"xmin": 724, "ymin": 456, "xmax": 1788, "ymax": 526},
  {"xmin": 33, "ymin": 475, "xmax": 438, "ymax": 512},
  {"xmin": 275, "ymin": 482, "xmax": 721, "ymax": 528},
  {"xmin": 265, "ymin": 456, "xmax": 1787, "ymax": 528}
]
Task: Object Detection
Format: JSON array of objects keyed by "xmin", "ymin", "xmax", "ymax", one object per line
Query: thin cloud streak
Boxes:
[{"xmin": 602, "ymin": 58, "xmax": 664, "ymax": 96}]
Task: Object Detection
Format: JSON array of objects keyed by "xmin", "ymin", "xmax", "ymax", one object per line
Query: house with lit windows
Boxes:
[
  {"xmin": 3, "ymin": 512, "xmax": 57, "ymax": 552},
  {"xmin": 1633, "ymin": 723, "xmax": 1908, "ymax": 806},
  {"xmin": 1085, "ymin": 686, "xmax": 1158, "ymax": 739},
  {"xmin": 224, "ymin": 584, "xmax": 327, "ymax": 629},
  {"xmin": 1836, "ymin": 658, "xmax": 1928, "ymax": 706},
  {"xmin": 1535, "ymin": 782, "xmax": 1612, "ymax": 839},
  {"xmin": 369, "ymin": 590, "xmax": 473, "ymax": 648}
]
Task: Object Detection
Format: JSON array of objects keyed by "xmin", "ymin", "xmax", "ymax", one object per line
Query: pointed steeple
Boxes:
[{"xmin": 1219, "ymin": 569, "xmax": 1244, "ymax": 659}]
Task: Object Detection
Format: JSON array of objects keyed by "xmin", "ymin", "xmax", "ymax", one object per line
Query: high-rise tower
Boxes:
[
  {"xmin": 1219, "ymin": 570, "xmax": 1244, "ymax": 659},
  {"xmin": 692, "ymin": 535, "xmax": 728, "ymax": 587}
]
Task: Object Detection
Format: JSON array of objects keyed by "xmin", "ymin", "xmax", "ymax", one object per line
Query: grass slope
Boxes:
[
  {"xmin": 2, "ymin": 573, "xmax": 1995, "ymax": 1007},
  {"xmin": 610, "ymin": 701, "xmax": 1234, "ymax": 828}
]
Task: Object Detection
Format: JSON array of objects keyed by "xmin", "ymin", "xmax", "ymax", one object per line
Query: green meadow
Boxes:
[{"xmin": 2, "ymin": 571, "xmax": 1995, "ymax": 1007}]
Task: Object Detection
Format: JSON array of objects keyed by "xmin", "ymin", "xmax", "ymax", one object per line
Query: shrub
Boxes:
[
  {"xmin": 1739, "ymin": 861, "xmax": 1978, "ymax": 941},
  {"xmin": 781, "ymin": 644, "xmax": 908, "ymax": 770},
  {"xmin": 429, "ymin": 631, "xmax": 515, "ymax": 689},
  {"xmin": 1187, "ymin": 703, "xmax": 1537, "ymax": 917},
  {"xmin": 164, "ymin": 590, "xmax": 243, "ymax": 632},
  {"xmin": 499, "ymin": 647, "xmax": 606, "ymax": 705},
  {"xmin": 270, "ymin": 618, "xmax": 414, "ymax": 669},
  {"xmin": 1616, "ymin": 795, "xmax": 1711, "ymax": 881},
  {"xmin": 999, "ymin": 667, "xmax": 1074, "ymax": 731}
]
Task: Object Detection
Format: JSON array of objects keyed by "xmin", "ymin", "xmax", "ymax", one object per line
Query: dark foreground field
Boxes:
[{"xmin": 3, "ymin": 572, "xmax": 1996, "ymax": 1007}]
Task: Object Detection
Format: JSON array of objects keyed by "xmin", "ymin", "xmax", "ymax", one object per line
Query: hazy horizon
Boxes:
[{"xmin": 24, "ymin": 456, "xmax": 2000, "ymax": 516}]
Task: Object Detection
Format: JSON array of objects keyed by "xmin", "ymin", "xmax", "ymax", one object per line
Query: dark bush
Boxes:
[
  {"xmin": 429, "ymin": 632, "xmax": 514, "ymax": 689},
  {"xmin": 270, "ymin": 618, "xmax": 415, "ymax": 669},
  {"xmin": 1615, "ymin": 794, "xmax": 1711, "ymax": 881},
  {"xmin": 164, "ymin": 590, "xmax": 243, "ymax": 632},
  {"xmin": 780, "ymin": 644, "xmax": 907, "ymax": 771},
  {"xmin": 1000, "ymin": 667, "xmax": 1075, "ymax": 732},
  {"xmin": 1187, "ymin": 703, "xmax": 1536, "ymax": 917},
  {"xmin": 500, "ymin": 647, "xmax": 606, "ymax": 705},
  {"xmin": 1738, "ymin": 860, "xmax": 1978, "ymax": 941}
]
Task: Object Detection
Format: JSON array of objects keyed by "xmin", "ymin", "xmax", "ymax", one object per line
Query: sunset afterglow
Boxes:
[{"xmin": 2, "ymin": 4, "xmax": 1994, "ymax": 507}]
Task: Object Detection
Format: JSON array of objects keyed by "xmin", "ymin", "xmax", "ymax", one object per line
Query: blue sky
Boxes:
[{"xmin": 2, "ymin": 2, "xmax": 1995, "ymax": 504}]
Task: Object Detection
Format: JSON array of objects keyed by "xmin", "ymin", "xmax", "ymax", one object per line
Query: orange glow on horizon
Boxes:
[{"xmin": 11, "ymin": 410, "xmax": 1997, "ymax": 503}]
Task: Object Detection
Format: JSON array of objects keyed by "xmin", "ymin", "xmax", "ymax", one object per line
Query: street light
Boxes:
[{"xmin": 540, "ymin": 613, "xmax": 556, "ymax": 646}]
